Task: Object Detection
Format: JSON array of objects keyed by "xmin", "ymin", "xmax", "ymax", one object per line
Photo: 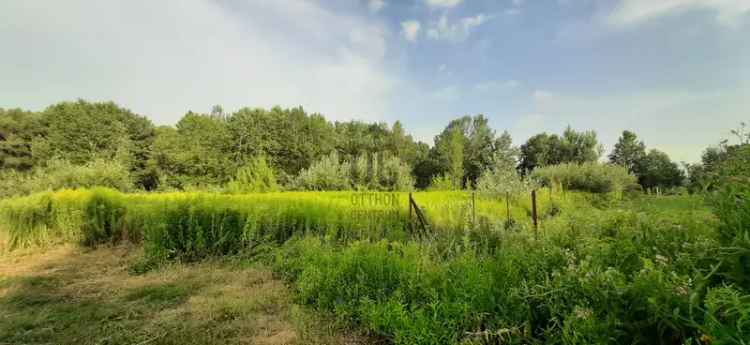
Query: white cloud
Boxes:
[
  {"xmin": 0, "ymin": 0, "xmax": 395, "ymax": 123},
  {"xmin": 426, "ymin": 14, "xmax": 493, "ymax": 42},
  {"xmin": 368, "ymin": 0, "xmax": 385, "ymax": 13},
  {"xmin": 424, "ymin": 0, "xmax": 462, "ymax": 9},
  {"xmin": 505, "ymin": 8, "xmax": 521, "ymax": 15},
  {"xmin": 401, "ymin": 20, "xmax": 421, "ymax": 42},
  {"xmin": 512, "ymin": 0, "xmax": 525, "ymax": 6},
  {"xmin": 608, "ymin": 0, "xmax": 750, "ymax": 27},
  {"xmin": 438, "ymin": 64, "xmax": 448, "ymax": 72}
]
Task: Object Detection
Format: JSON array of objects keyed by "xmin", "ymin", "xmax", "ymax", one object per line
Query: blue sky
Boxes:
[{"xmin": 1, "ymin": 0, "xmax": 748, "ymax": 162}]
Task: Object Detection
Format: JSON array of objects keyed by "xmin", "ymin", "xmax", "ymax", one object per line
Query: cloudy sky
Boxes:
[{"xmin": 1, "ymin": 0, "xmax": 748, "ymax": 162}]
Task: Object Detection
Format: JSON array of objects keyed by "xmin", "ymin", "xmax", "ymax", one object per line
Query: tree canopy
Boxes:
[{"xmin": 0, "ymin": 99, "xmax": 722, "ymax": 195}]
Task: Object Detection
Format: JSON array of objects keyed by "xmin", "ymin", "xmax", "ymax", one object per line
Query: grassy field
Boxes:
[
  {"xmin": 0, "ymin": 245, "xmax": 370, "ymax": 345},
  {"xmin": 1, "ymin": 188, "xmax": 748, "ymax": 344}
]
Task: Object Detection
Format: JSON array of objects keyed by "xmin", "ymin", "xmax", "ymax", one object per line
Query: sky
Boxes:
[{"xmin": 1, "ymin": 0, "xmax": 748, "ymax": 163}]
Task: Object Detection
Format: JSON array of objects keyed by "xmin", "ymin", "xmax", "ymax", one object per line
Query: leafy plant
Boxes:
[{"xmin": 225, "ymin": 155, "xmax": 279, "ymax": 193}]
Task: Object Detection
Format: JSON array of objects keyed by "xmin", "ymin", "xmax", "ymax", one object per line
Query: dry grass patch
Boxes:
[{"xmin": 0, "ymin": 245, "xmax": 370, "ymax": 345}]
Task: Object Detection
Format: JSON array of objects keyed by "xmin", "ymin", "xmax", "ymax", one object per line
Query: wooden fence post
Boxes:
[
  {"xmin": 531, "ymin": 189, "xmax": 538, "ymax": 239},
  {"xmin": 409, "ymin": 192, "xmax": 414, "ymax": 232},
  {"xmin": 471, "ymin": 191, "xmax": 476, "ymax": 226},
  {"xmin": 505, "ymin": 192, "xmax": 511, "ymax": 225}
]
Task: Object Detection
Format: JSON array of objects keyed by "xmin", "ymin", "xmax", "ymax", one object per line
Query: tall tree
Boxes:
[
  {"xmin": 609, "ymin": 130, "xmax": 646, "ymax": 173},
  {"xmin": 635, "ymin": 149, "xmax": 684, "ymax": 190},
  {"xmin": 0, "ymin": 108, "xmax": 44, "ymax": 171},
  {"xmin": 446, "ymin": 127, "xmax": 465, "ymax": 188},
  {"xmin": 430, "ymin": 115, "xmax": 499, "ymax": 187},
  {"xmin": 560, "ymin": 126, "xmax": 602, "ymax": 164},
  {"xmin": 41, "ymin": 100, "xmax": 156, "ymax": 188},
  {"xmin": 151, "ymin": 112, "xmax": 231, "ymax": 188},
  {"xmin": 519, "ymin": 127, "xmax": 601, "ymax": 173},
  {"xmin": 518, "ymin": 133, "xmax": 562, "ymax": 173}
]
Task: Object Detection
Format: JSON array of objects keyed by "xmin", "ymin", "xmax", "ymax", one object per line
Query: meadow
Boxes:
[{"xmin": 1, "ymin": 187, "xmax": 748, "ymax": 345}]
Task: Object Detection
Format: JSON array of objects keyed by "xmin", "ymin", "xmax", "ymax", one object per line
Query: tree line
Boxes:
[{"xmin": 0, "ymin": 99, "xmax": 740, "ymax": 195}]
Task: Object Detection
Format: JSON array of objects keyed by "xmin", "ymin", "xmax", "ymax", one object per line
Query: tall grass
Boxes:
[
  {"xmin": 2, "ymin": 187, "xmax": 746, "ymax": 343},
  {"xmin": 274, "ymin": 197, "xmax": 738, "ymax": 344},
  {"xmin": 0, "ymin": 188, "xmax": 561, "ymax": 259}
]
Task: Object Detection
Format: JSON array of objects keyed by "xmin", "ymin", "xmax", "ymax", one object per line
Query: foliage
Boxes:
[
  {"xmin": 711, "ymin": 182, "xmax": 750, "ymax": 288},
  {"xmin": 377, "ymin": 155, "xmax": 416, "ymax": 191},
  {"xmin": 0, "ymin": 158, "xmax": 133, "ymax": 198},
  {"xmin": 532, "ymin": 162, "xmax": 638, "ymax": 194},
  {"xmin": 294, "ymin": 152, "xmax": 351, "ymax": 191},
  {"xmin": 4, "ymin": 186, "xmax": 748, "ymax": 344},
  {"xmin": 225, "ymin": 156, "xmax": 279, "ymax": 193},
  {"xmin": 295, "ymin": 152, "xmax": 414, "ymax": 191},
  {"xmin": 274, "ymin": 199, "xmax": 730, "ymax": 345},
  {"xmin": 476, "ymin": 152, "xmax": 535, "ymax": 198},
  {"xmin": 428, "ymin": 174, "xmax": 459, "ymax": 191},
  {"xmin": 634, "ymin": 149, "xmax": 685, "ymax": 191},
  {"xmin": 519, "ymin": 126, "xmax": 602, "ymax": 173},
  {"xmin": 608, "ymin": 130, "xmax": 646, "ymax": 174},
  {"xmin": 0, "ymin": 108, "xmax": 44, "ymax": 171},
  {"xmin": 430, "ymin": 116, "xmax": 516, "ymax": 188}
]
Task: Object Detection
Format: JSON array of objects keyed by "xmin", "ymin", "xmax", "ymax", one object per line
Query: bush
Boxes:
[
  {"xmin": 476, "ymin": 157, "xmax": 536, "ymax": 199},
  {"xmin": 0, "ymin": 158, "xmax": 133, "ymax": 198},
  {"xmin": 428, "ymin": 174, "xmax": 458, "ymax": 191},
  {"xmin": 532, "ymin": 162, "xmax": 637, "ymax": 194},
  {"xmin": 224, "ymin": 156, "xmax": 279, "ymax": 193},
  {"xmin": 294, "ymin": 152, "xmax": 350, "ymax": 191},
  {"xmin": 377, "ymin": 155, "xmax": 415, "ymax": 191},
  {"xmin": 295, "ymin": 152, "xmax": 415, "ymax": 191}
]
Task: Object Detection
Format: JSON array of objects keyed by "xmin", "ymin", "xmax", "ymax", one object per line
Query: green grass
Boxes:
[
  {"xmin": 0, "ymin": 245, "xmax": 370, "ymax": 345},
  {"xmin": 0, "ymin": 188, "xmax": 566, "ymax": 259},
  {"xmin": 3, "ymin": 188, "xmax": 747, "ymax": 344}
]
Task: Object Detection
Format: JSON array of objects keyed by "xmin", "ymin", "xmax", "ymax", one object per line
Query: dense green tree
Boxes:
[
  {"xmin": 609, "ymin": 130, "xmax": 646, "ymax": 173},
  {"xmin": 0, "ymin": 108, "xmax": 44, "ymax": 170},
  {"xmin": 518, "ymin": 133, "xmax": 563, "ymax": 173},
  {"xmin": 492, "ymin": 131, "xmax": 519, "ymax": 169},
  {"xmin": 227, "ymin": 106, "xmax": 336, "ymax": 180},
  {"xmin": 687, "ymin": 123, "xmax": 750, "ymax": 192},
  {"xmin": 560, "ymin": 126, "xmax": 602, "ymax": 164},
  {"xmin": 150, "ymin": 112, "xmax": 232, "ymax": 188},
  {"xmin": 39, "ymin": 100, "xmax": 156, "ymax": 189},
  {"xmin": 634, "ymin": 149, "xmax": 684, "ymax": 190},
  {"xmin": 519, "ymin": 127, "xmax": 601, "ymax": 173},
  {"xmin": 430, "ymin": 115, "xmax": 503, "ymax": 188}
]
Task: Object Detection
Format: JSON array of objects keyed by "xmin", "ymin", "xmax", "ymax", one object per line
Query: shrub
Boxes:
[
  {"xmin": 0, "ymin": 158, "xmax": 133, "ymax": 198},
  {"xmin": 294, "ymin": 152, "xmax": 350, "ymax": 190},
  {"xmin": 711, "ymin": 182, "xmax": 750, "ymax": 288},
  {"xmin": 378, "ymin": 155, "xmax": 415, "ymax": 191},
  {"xmin": 476, "ymin": 156, "xmax": 536, "ymax": 199},
  {"xmin": 428, "ymin": 174, "xmax": 458, "ymax": 191},
  {"xmin": 532, "ymin": 162, "xmax": 637, "ymax": 194},
  {"xmin": 224, "ymin": 156, "xmax": 279, "ymax": 193}
]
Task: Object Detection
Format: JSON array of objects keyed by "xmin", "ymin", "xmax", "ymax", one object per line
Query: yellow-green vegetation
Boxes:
[
  {"xmin": 1, "ymin": 187, "xmax": 749, "ymax": 345},
  {"xmin": 0, "ymin": 188, "xmax": 561, "ymax": 256},
  {"xmin": 0, "ymin": 245, "xmax": 368, "ymax": 345}
]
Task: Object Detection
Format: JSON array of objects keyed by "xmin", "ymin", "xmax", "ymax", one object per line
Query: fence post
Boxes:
[
  {"xmin": 471, "ymin": 191, "xmax": 476, "ymax": 226},
  {"xmin": 505, "ymin": 192, "xmax": 511, "ymax": 225},
  {"xmin": 409, "ymin": 192, "xmax": 414, "ymax": 227},
  {"xmin": 531, "ymin": 189, "xmax": 538, "ymax": 239}
]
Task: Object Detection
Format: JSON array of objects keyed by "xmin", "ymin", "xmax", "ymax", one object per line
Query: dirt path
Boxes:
[{"xmin": 0, "ymin": 245, "xmax": 369, "ymax": 345}]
